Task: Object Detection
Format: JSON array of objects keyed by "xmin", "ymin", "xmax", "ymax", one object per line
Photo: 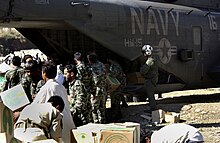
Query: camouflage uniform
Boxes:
[
  {"xmin": 76, "ymin": 61, "xmax": 93, "ymax": 91},
  {"xmin": 108, "ymin": 60, "xmax": 128, "ymax": 120},
  {"xmin": 140, "ymin": 57, "xmax": 158, "ymax": 111},
  {"xmin": 89, "ymin": 61, "xmax": 107, "ymax": 123},
  {"xmin": 35, "ymin": 80, "xmax": 45, "ymax": 94},
  {"xmin": 0, "ymin": 66, "xmax": 24, "ymax": 92},
  {"xmin": 68, "ymin": 79, "xmax": 91, "ymax": 126},
  {"xmin": 21, "ymin": 74, "xmax": 42, "ymax": 102}
]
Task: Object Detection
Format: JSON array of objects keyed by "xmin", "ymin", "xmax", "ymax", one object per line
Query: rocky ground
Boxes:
[{"xmin": 110, "ymin": 88, "xmax": 220, "ymax": 143}]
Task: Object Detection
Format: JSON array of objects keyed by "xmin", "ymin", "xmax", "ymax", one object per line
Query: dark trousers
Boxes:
[{"xmin": 144, "ymin": 80, "xmax": 157, "ymax": 111}]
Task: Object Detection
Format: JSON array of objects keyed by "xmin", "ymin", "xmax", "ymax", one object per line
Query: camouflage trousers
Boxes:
[
  {"xmin": 72, "ymin": 108, "xmax": 91, "ymax": 127},
  {"xmin": 91, "ymin": 86, "xmax": 107, "ymax": 124}
]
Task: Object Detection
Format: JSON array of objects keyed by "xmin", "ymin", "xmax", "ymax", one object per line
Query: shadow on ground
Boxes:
[
  {"xmin": 157, "ymin": 93, "xmax": 220, "ymax": 104},
  {"xmin": 107, "ymin": 93, "xmax": 220, "ymax": 123}
]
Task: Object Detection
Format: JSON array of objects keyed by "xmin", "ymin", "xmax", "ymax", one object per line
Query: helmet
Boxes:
[
  {"xmin": 142, "ymin": 45, "xmax": 153, "ymax": 56},
  {"xmin": 74, "ymin": 52, "xmax": 82, "ymax": 60}
]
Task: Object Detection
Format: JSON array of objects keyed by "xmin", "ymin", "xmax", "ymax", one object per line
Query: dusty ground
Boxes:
[{"xmin": 109, "ymin": 88, "xmax": 220, "ymax": 143}]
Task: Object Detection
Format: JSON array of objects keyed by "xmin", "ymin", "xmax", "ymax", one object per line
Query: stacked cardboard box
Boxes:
[
  {"xmin": 106, "ymin": 75, "xmax": 121, "ymax": 93},
  {"xmin": 0, "ymin": 102, "xmax": 21, "ymax": 143},
  {"xmin": 165, "ymin": 112, "xmax": 180, "ymax": 123},
  {"xmin": 71, "ymin": 122, "xmax": 140, "ymax": 143},
  {"xmin": 106, "ymin": 122, "xmax": 140, "ymax": 143},
  {"xmin": 151, "ymin": 109, "xmax": 180, "ymax": 124},
  {"xmin": 30, "ymin": 139, "xmax": 57, "ymax": 143},
  {"xmin": 71, "ymin": 123, "xmax": 104, "ymax": 143},
  {"xmin": 127, "ymin": 72, "xmax": 145, "ymax": 85}
]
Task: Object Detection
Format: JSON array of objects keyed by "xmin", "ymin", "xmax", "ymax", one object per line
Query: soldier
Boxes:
[
  {"xmin": 21, "ymin": 54, "xmax": 33, "ymax": 67},
  {"xmin": 63, "ymin": 64, "xmax": 91, "ymax": 127},
  {"xmin": 73, "ymin": 52, "xmax": 93, "ymax": 91},
  {"xmin": 140, "ymin": 45, "xmax": 158, "ymax": 111},
  {"xmin": 21, "ymin": 60, "xmax": 42, "ymax": 102},
  {"xmin": 106, "ymin": 56, "xmax": 128, "ymax": 120},
  {"xmin": 0, "ymin": 56, "xmax": 24, "ymax": 92},
  {"xmin": 87, "ymin": 54, "xmax": 107, "ymax": 124}
]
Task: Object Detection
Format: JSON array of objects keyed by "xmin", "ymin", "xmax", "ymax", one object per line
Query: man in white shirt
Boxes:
[
  {"xmin": 147, "ymin": 123, "xmax": 204, "ymax": 143},
  {"xmin": 33, "ymin": 62, "xmax": 75, "ymax": 143}
]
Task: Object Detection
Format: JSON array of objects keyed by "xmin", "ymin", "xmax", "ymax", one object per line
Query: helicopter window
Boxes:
[{"xmin": 193, "ymin": 27, "xmax": 202, "ymax": 46}]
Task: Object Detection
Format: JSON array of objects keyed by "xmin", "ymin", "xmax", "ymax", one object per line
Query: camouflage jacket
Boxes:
[
  {"xmin": 68, "ymin": 79, "xmax": 91, "ymax": 112},
  {"xmin": 89, "ymin": 61, "xmax": 107, "ymax": 87},
  {"xmin": 21, "ymin": 74, "xmax": 42, "ymax": 102},
  {"xmin": 76, "ymin": 62, "xmax": 93, "ymax": 90},
  {"xmin": 0, "ymin": 66, "xmax": 24, "ymax": 92}
]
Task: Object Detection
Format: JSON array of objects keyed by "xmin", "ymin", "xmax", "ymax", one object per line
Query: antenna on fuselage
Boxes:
[
  {"xmin": 146, "ymin": 6, "xmax": 152, "ymax": 11},
  {"xmin": 186, "ymin": 10, "xmax": 193, "ymax": 15}
]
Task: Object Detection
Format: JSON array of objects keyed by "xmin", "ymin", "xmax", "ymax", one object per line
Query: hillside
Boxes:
[{"xmin": 0, "ymin": 28, "xmax": 37, "ymax": 57}]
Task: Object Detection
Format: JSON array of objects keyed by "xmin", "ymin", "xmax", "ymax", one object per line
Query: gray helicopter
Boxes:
[{"xmin": 0, "ymin": 0, "xmax": 219, "ymax": 100}]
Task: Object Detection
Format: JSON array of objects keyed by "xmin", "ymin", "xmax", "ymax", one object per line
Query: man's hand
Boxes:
[
  {"xmin": 13, "ymin": 111, "xmax": 20, "ymax": 121},
  {"xmin": 145, "ymin": 136, "xmax": 151, "ymax": 143}
]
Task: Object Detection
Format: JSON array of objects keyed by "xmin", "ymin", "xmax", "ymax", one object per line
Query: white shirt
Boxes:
[
  {"xmin": 33, "ymin": 79, "xmax": 75, "ymax": 143},
  {"xmin": 55, "ymin": 65, "xmax": 64, "ymax": 85},
  {"xmin": 151, "ymin": 123, "xmax": 204, "ymax": 143}
]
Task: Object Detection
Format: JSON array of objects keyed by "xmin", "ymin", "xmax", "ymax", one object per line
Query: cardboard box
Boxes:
[
  {"xmin": 71, "ymin": 123, "xmax": 106, "ymax": 143},
  {"xmin": 71, "ymin": 122, "xmax": 140, "ymax": 143},
  {"xmin": 0, "ymin": 133, "xmax": 7, "ymax": 143},
  {"xmin": 31, "ymin": 139, "xmax": 57, "ymax": 143},
  {"xmin": 127, "ymin": 72, "xmax": 145, "ymax": 85},
  {"xmin": 100, "ymin": 127, "xmax": 136, "ymax": 143},
  {"xmin": 0, "ymin": 102, "xmax": 17, "ymax": 143},
  {"xmin": 0, "ymin": 132, "xmax": 21, "ymax": 143},
  {"xmin": 109, "ymin": 122, "xmax": 140, "ymax": 143},
  {"xmin": 0, "ymin": 84, "xmax": 30, "ymax": 111},
  {"xmin": 107, "ymin": 75, "xmax": 121, "ymax": 93},
  {"xmin": 165, "ymin": 112, "xmax": 180, "ymax": 123},
  {"xmin": 152, "ymin": 109, "xmax": 165, "ymax": 123}
]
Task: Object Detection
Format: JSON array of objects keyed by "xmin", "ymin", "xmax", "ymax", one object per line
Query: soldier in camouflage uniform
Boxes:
[
  {"xmin": 33, "ymin": 61, "xmax": 47, "ymax": 97},
  {"xmin": 63, "ymin": 64, "xmax": 91, "ymax": 127},
  {"xmin": 0, "ymin": 56, "xmax": 24, "ymax": 92},
  {"xmin": 87, "ymin": 54, "xmax": 107, "ymax": 124},
  {"xmin": 21, "ymin": 60, "xmax": 42, "ymax": 102},
  {"xmin": 74, "ymin": 52, "xmax": 93, "ymax": 92},
  {"xmin": 107, "ymin": 57, "xmax": 128, "ymax": 120},
  {"xmin": 140, "ymin": 45, "xmax": 158, "ymax": 111}
]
